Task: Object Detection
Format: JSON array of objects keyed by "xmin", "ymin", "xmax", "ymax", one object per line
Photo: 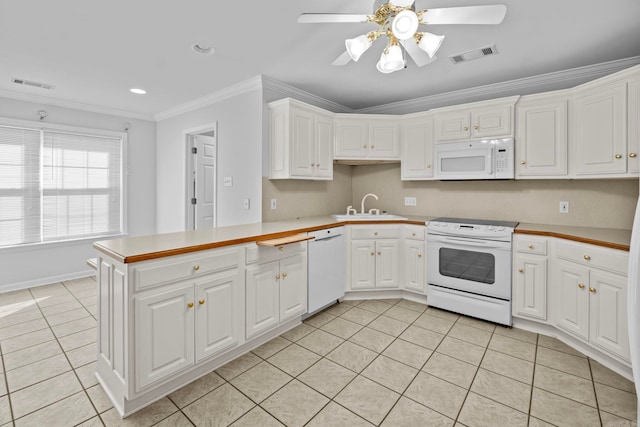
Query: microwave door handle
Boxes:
[{"xmin": 488, "ymin": 148, "xmax": 494, "ymax": 175}]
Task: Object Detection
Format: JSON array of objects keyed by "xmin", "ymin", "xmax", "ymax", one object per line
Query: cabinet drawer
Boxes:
[
  {"xmin": 556, "ymin": 240, "xmax": 628, "ymax": 275},
  {"xmin": 403, "ymin": 225, "xmax": 426, "ymax": 241},
  {"xmin": 351, "ymin": 226, "xmax": 400, "ymax": 240},
  {"xmin": 515, "ymin": 237, "xmax": 547, "ymax": 255},
  {"xmin": 134, "ymin": 248, "xmax": 241, "ymax": 292},
  {"xmin": 245, "ymin": 241, "xmax": 306, "ymax": 265}
]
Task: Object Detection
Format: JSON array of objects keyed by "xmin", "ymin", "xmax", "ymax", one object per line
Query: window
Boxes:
[{"xmin": 0, "ymin": 120, "xmax": 125, "ymax": 248}]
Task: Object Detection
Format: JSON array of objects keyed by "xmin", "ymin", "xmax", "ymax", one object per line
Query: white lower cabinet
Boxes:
[
  {"xmin": 246, "ymin": 252, "xmax": 307, "ymax": 339},
  {"xmin": 402, "ymin": 225, "xmax": 427, "ymax": 294},
  {"xmin": 134, "ymin": 268, "xmax": 242, "ymax": 391},
  {"xmin": 512, "ymin": 236, "xmax": 548, "ymax": 320},
  {"xmin": 349, "ymin": 225, "xmax": 400, "ymax": 290},
  {"xmin": 553, "ymin": 241, "xmax": 630, "ymax": 361}
]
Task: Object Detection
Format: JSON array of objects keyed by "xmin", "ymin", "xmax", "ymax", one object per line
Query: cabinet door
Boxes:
[
  {"xmin": 589, "ymin": 270, "xmax": 629, "ymax": 360},
  {"xmin": 334, "ymin": 118, "xmax": 368, "ymax": 158},
  {"xmin": 434, "ymin": 111, "xmax": 471, "ymax": 141},
  {"xmin": 290, "ymin": 107, "xmax": 315, "ymax": 178},
  {"xmin": 401, "ymin": 116, "xmax": 434, "ymax": 180},
  {"xmin": 195, "ymin": 270, "xmax": 240, "ymax": 362},
  {"xmin": 376, "ymin": 240, "xmax": 400, "ymax": 289},
  {"xmin": 279, "ymin": 254, "xmax": 308, "ymax": 322},
  {"xmin": 513, "ymin": 254, "xmax": 547, "ymax": 320},
  {"xmin": 628, "ymin": 77, "xmax": 640, "ymax": 174},
  {"xmin": 246, "ymin": 261, "xmax": 280, "ymax": 339},
  {"xmin": 516, "ymin": 99, "xmax": 568, "ymax": 177},
  {"xmin": 471, "ymin": 104, "xmax": 512, "ymax": 138},
  {"xmin": 573, "ymin": 83, "xmax": 627, "ymax": 175},
  {"xmin": 555, "ymin": 260, "xmax": 590, "ymax": 340},
  {"xmin": 368, "ymin": 120, "xmax": 400, "ymax": 159},
  {"xmin": 134, "ymin": 284, "xmax": 195, "ymax": 391},
  {"xmin": 351, "ymin": 240, "xmax": 376, "ymax": 290},
  {"xmin": 314, "ymin": 113, "xmax": 334, "ymax": 179},
  {"xmin": 404, "ymin": 240, "xmax": 425, "ymax": 293}
]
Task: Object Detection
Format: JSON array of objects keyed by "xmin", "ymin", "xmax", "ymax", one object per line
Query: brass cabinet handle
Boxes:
[
  {"xmin": 374, "ymin": 232, "xmax": 378, "ymax": 236},
  {"xmin": 521, "ymin": 160, "xmax": 526, "ymax": 165},
  {"xmin": 371, "ymin": 145, "xmax": 375, "ymax": 149},
  {"xmin": 316, "ymin": 163, "xmax": 320, "ymax": 167},
  {"xmin": 282, "ymin": 272, "xmax": 287, "ymax": 278},
  {"xmin": 615, "ymin": 154, "xmax": 622, "ymax": 159},
  {"xmin": 193, "ymin": 265, "xmax": 200, "ymax": 271},
  {"xmin": 363, "ymin": 144, "xmax": 367, "ymax": 149},
  {"xmin": 370, "ymin": 252, "xmax": 375, "ymax": 256},
  {"xmin": 311, "ymin": 163, "xmax": 315, "ymax": 167},
  {"xmin": 464, "ymin": 127, "xmax": 469, "ymax": 131},
  {"xmin": 412, "ymin": 232, "xmax": 416, "ymax": 236},
  {"xmin": 589, "ymin": 287, "xmax": 596, "ymax": 294},
  {"xmin": 473, "ymin": 125, "xmax": 479, "ymax": 130},
  {"xmin": 630, "ymin": 153, "xmax": 637, "ymax": 158},
  {"xmin": 275, "ymin": 274, "xmax": 280, "ymax": 280},
  {"xmin": 279, "ymin": 247, "xmax": 284, "ymax": 251},
  {"xmin": 426, "ymin": 164, "xmax": 432, "ymax": 168},
  {"xmin": 518, "ymin": 268, "xmax": 524, "ymax": 273},
  {"xmin": 418, "ymin": 253, "xmax": 422, "ymax": 258},
  {"xmin": 578, "ymin": 283, "xmax": 585, "ymax": 289},
  {"xmin": 377, "ymin": 251, "xmax": 381, "ymax": 255},
  {"xmin": 584, "ymin": 255, "xmax": 591, "ymax": 261},
  {"xmin": 528, "ymin": 244, "xmax": 533, "ymax": 249},
  {"xmin": 199, "ymin": 299, "xmax": 205, "ymax": 305},
  {"xmin": 187, "ymin": 302, "xmax": 194, "ymax": 308}
]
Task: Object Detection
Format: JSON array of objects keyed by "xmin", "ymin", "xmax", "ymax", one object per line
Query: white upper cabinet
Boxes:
[
  {"xmin": 628, "ymin": 75, "xmax": 640, "ymax": 174},
  {"xmin": 571, "ymin": 82, "xmax": 628, "ymax": 177},
  {"xmin": 516, "ymin": 91, "xmax": 568, "ymax": 178},
  {"xmin": 269, "ymin": 98, "xmax": 334, "ymax": 180},
  {"xmin": 401, "ymin": 113, "xmax": 434, "ymax": 180},
  {"xmin": 433, "ymin": 96, "xmax": 518, "ymax": 142},
  {"xmin": 334, "ymin": 114, "xmax": 400, "ymax": 160}
]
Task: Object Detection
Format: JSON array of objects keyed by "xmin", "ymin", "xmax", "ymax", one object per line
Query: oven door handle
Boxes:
[{"xmin": 428, "ymin": 235, "xmax": 511, "ymax": 250}]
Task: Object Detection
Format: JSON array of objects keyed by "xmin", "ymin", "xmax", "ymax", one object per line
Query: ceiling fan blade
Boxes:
[
  {"xmin": 332, "ymin": 51, "xmax": 353, "ymax": 66},
  {"xmin": 419, "ymin": 5, "xmax": 507, "ymax": 25},
  {"xmin": 297, "ymin": 13, "xmax": 370, "ymax": 24},
  {"xmin": 389, "ymin": 0, "xmax": 415, "ymax": 7},
  {"xmin": 401, "ymin": 40, "xmax": 437, "ymax": 67}
]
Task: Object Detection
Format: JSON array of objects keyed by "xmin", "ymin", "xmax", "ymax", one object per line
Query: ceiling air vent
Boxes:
[
  {"xmin": 11, "ymin": 78, "xmax": 55, "ymax": 90},
  {"xmin": 449, "ymin": 45, "xmax": 498, "ymax": 64}
]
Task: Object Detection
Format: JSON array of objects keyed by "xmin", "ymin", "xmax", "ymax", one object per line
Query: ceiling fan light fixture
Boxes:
[
  {"xmin": 376, "ymin": 44, "xmax": 405, "ymax": 73},
  {"xmin": 345, "ymin": 32, "xmax": 376, "ymax": 61},
  {"xmin": 389, "ymin": 0, "xmax": 415, "ymax": 7},
  {"xmin": 391, "ymin": 10, "xmax": 419, "ymax": 40},
  {"xmin": 415, "ymin": 32, "xmax": 445, "ymax": 58}
]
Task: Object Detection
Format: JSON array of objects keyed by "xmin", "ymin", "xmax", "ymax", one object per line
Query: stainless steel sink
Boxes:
[{"xmin": 332, "ymin": 213, "xmax": 408, "ymax": 221}]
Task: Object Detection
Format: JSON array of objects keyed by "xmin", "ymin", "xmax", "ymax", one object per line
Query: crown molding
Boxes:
[
  {"xmin": 154, "ymin": 76, "xmax": 264, "ymax": 121},
  {"xmin": 261, "ymin": 76, "xmax": 353, "ymax": 113},
  {"xmin": 358, "ymin": 55, "xmax": 640, "ymax": 115},
  {"xmin": 0, "ymin": 89, "xmax": 155, "ymax": 121}
]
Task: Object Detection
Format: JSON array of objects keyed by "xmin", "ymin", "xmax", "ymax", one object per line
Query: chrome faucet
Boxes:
[{"xmin": 361, "ymin": 193, "xmax": 379, "ymax": 214}]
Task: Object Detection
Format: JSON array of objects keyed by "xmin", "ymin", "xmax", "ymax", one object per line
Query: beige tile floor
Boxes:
[{"xmin": 0, "ymin": 277, "xmax": 637, "ymax": 426}]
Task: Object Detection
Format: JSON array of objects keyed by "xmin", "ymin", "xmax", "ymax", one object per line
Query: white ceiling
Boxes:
[{"xmin": 1, "ymin": 0, "xmax": 639, "ymax": 120}]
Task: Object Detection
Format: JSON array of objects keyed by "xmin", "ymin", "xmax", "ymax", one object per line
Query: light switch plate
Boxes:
[
  {"xmin": 243, "ymin": 198, "xmax": 250, "ymax": 210},
  {"xmin": 404, "ymin": 197, "xmax": 417, "ymax": 207},
  {"xmin": 270, "ymin": 199, "xmax": 277, "ymax": 210}
]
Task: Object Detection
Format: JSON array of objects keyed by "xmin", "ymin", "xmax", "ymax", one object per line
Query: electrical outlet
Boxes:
[
  {"xmin": 559, "ymin": 201, "xmax": 569, "ymax": 214},
  {"xmin": 270, "ymin": 199, "xmax": 277, "ymax": 210},
  {"xmin": 223, "ymin": 176, "xmax": 232, "ymax": 187},
  {"xmin": 404, "ymin": 197, "xmax": 417, "ymax": 207},
  {"xmin": 243, "ymin": 198, "xmax": 250, "ymax": 210}
]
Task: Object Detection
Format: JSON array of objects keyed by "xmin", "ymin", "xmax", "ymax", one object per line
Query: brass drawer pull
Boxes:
[
  {"xmin": 187, "ymin": 302, "xmax": 194, "ymax": 308},
  {"xmin": 589, "ymin": 287, "xmax": 596, "ymax": 294},
  {"xmin": 630, "ymin": 153, "xmax": 637, "ymax": 158},
  {"xmin": 518, "ymin": 268, "xmax": 524, "ymax": 273},
  {"xmin": 528, "ymin": 244, "xmax": 533, "ymax": 249},
  {"xmin": 463, "ymin": 127, "xmax": 469, "ymax": 131},
  {"xmin": 193, "ymin": 265, "xmax": 200, "ymax": 271},
  {"xmin": 615, "ymin": 154, "xmax": 622, "ymax": 159},
  {"xmin": 578, "ymin": 283, "xmax": 585, "ymax": 289},
  {"xmin": 199, "ymin": 299, "xmax": 205, "ymax": 305},
  {"xmin": 275, "ymin": 274, "xmax": 280, "ymax": 280},
  {"xmin": 282, "ymin": 272, "xmax": 288, "ymax": 278},
  {"xmin": 418, "ymin": 253, "xmax": 422, "ymax": 258},
  {"xmin": 584, "ymin": 255, "xmax": 591, "ymax": 261},
  {"xmin": 521, "ymin": 160, "xmax": 526, "ymax": 165}
]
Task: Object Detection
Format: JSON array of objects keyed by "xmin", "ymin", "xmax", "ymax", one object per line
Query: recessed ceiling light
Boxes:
[
  {"xmin": 129, "ymin": 88, "xmax": 147, "ymax": 95},
  {"xmin": 192, "ymin": 44, "xmax": 215, "ymax": 55}
]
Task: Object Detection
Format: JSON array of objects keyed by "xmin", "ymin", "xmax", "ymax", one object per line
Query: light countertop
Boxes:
[{"xmin": 94, "ymin": 216, "xmax": 631, "ymax": 264}]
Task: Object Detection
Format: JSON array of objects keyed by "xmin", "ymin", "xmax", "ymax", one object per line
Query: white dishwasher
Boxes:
[{"xmin": 307, "ymin": 226, "xmax": 345, "ymax": 315}]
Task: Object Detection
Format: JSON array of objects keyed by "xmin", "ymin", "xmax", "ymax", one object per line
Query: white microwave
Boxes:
[{"xmin": 434, "ymin": 138, "xmax": 514, "ymax": 180}]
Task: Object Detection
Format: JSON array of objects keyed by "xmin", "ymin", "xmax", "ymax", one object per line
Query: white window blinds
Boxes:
[{"xmin": 0, "ymin": 123, "xmax": 124, "ymax": 248}]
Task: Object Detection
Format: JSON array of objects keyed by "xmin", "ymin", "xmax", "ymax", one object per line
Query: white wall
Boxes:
[
  {"xmin": 0, "ymin": 97, "xmax": 156, "ymax": 290},
  {"xmin": 156, "ymin": 89, "xmax": 263, "ymax": 232}
]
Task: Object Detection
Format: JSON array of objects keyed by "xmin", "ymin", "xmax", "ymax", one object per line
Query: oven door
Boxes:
[
  {"xmin": 427, "ymin": 234, "xmax": 512, "ymax": 300},
  {"xmin": 434, "ymin": 142, "xmax": 494, "ymax": 180}
]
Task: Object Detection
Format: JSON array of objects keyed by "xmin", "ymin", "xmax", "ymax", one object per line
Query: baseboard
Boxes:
[{"xmin": 0, "ymin": 270, "xmax": 95, "ymax": 293}]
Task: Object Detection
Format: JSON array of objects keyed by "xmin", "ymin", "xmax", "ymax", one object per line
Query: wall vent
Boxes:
[
  {"xmin": 11, "ymin": 78, "xmax": 55, "ymax": 90},
  {"xmin": 449, "ymin": 45, "xmax": 498, "ymax": 64}
]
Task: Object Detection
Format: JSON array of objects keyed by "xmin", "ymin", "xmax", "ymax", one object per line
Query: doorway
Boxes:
[{"xmin": 185, "ymin": 123, "xmax": 217, "ymax": 230}]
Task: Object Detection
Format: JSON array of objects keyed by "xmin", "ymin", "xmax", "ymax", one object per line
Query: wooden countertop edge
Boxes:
[
  {"xmin": 514, "ymin": 229, "xmax": 630, "ymax": 252},
  {"xmin": 94, "ymin": 219, "xmax": 428, "ymax": 263}
]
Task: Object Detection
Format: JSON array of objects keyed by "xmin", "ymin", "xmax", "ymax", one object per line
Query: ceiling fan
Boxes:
[{"xmin": 298, "ymin": 0, "xmax": 507, "ymax": 73}]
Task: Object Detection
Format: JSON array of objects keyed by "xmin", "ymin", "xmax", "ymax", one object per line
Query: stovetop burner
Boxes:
[{"xmin": 430, "ymin": 217, "xmax": 519, "ymax": 229}]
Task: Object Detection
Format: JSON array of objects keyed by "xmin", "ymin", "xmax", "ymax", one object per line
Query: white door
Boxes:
[
  {"xmin": 404, "ymin": 240, "xmax": 425, "ymax": 293},
  {"xmin": 555, "ymin": 260, "xmax": 590, "ymax": 340},
  {"xmin": 195, "ymin": 270, "xmax": 240, "ymax": 362},
  {"xmin": 193, "ymin": 133, "xmax": 217, "ymax": 229},
  {"xmin": 290, "ymin": 107, "xmax": 315, "ymax": 178},
  {"xmin": 279, "ymin": 254, "xmax": 307, "ymax": 322},
  {"xmin": 351, "ymin": 240, "xmax": 376, "ymax": 290},
  {"xmin": 246, "ymin": 262, "xmax": 280, "ymax": 338},
  {"xmin": 434, "ymin": 111, "xmax": 471, "ymax": 141},
  {"xmin": 513, "ymin": 254, "xmax": 547, "ymax": 320},
  {"xmin": 314, "ymin": 113, "xmax": 334, "ymax": 178},
  {"xmin": 376, "ymin": 240, "xmax": 400, "ymax": 288},
  {"xmin": 134, "ymin": 284, "xmax": 195, "ymax": 391},
  {"xmin": 471, "ymin": 105, "xmax": 512, "ymax": 138},
  {"xmin": 401, "ymin": 116, "xmax": 434, "ymax": 180},
  {"xmin": 589, "ymin": 270, "xmax": 630, "ymax": 360},
  {"xmin": 368, "ymin": 119, "xmax": 400, "ymax": 159},
  {"xmin": 334, "ymin": 118, "xmax": 368, "ymax": 158}
]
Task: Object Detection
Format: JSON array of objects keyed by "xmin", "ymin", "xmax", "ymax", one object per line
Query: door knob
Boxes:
[
  {"xmin": 418, "ymin": 253, "xmax": 422, "ymax": 258},
  {"xmin": 518, "ymin": 268, "xmax": 524, "ymax": 273},
  {"xmin": 584, "ymin": 255, "xmax": 591, "ymax": 261},
  {"xmin": 528, "ymin": 244, "xmax": 533, "ymax": 249},
  {"xmin": 199, "ymin": 299, "xmax": 205, "ymax": 305},
  {"xmin": 187, "ymin": 302, "xmax": 194, "ymax": 308},
  {"xmin": 370, "ymin": 252, "xmax": 375, "ymax": 256},
  {"xmin": 282, "ymin": 272, "xmax": 288, "ymax": 278},
  {"xmin": 521, "ymin": 160, "xmax": 526, "ymax": 165},
  {"xmin": 275, "ymin": 274, "xmax": 280, "ymax": 280},
  {"xmin": 630, "ymin": 153, "xmax": 637, "ymax": 158},
  {"xmin": 377, "ymin": 251, "xmax": 381, "ymax": 255},
  {"xmin": 463, "ymin": 127, "xmax": 469, "ymax": 131},
  {"xmin": 193, "ymin": 265, "xmax": 200, "ymax": 271},
  {"xmin": 473, "ymin": 125, "xmax": 479, "ymax": 130},
  {"xmin": 615, "ymin": 154, "xmax": 622, "ymax": 159},
  {"xmin": 578, "ymin": 283, "xmax": 585, "ymax": 289},
  {"xmin": 589, "ymin": 287, "xmax": 596, "ymax": 294},
  {"xmin": 311, "ymin": 163, "xmax": 315, "ymax": 167}
]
